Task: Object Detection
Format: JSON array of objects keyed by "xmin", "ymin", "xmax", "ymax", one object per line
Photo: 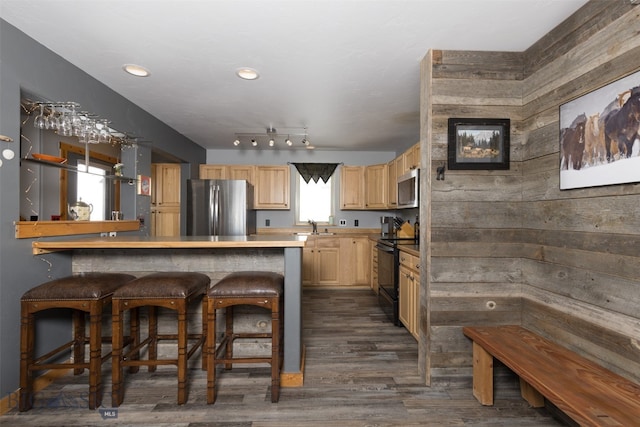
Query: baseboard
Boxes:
[
  {"xmin": 0, "ymin": 368, "xmax": 72, "ymax": 415},
  {"xmin": 280, "ymin": 345, "xmax": 305, "ymax": 387}
]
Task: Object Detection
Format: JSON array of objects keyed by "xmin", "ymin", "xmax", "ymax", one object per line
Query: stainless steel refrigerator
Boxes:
[{"xmin": 186, "ymin": 179, "xmax": 256, "ymax": 236}]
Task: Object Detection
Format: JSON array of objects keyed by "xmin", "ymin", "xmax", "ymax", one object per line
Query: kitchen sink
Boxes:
[{"xmin": 293, "ymin": 232, "xmax": 336, "ymax": 236}]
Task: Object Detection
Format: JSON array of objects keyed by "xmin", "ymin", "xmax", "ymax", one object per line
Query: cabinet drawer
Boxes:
[{"xmin": 316, "ymin": 237, "xmax": 339, "ymax": 248}]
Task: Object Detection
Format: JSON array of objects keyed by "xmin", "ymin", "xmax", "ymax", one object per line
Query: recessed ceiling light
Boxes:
[
  {"xmin": 123, "ymin": 64, "xmax": 151, "ymax": 77},
  {"xmin": 236, "ymin": 68, "xmax": 259, "ymax": 80}
]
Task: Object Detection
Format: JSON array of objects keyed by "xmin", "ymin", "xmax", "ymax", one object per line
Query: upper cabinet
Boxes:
[
  {"xmin": 400, "ymin": 142, "xmax": 421, "ymax": 176},
  {"xmin": 365, "ymin": 163, "xmax": 388, "ymax": 209},
  {"xmin": 254, "ymin": 165, "xmax": 290, "ymax": 209},
  {"xmin": 199, "ymin": 164, "xmax": 255, "ymax": 184},
  {"xmin": 152, "ymin": 163, "xmax": 181, "ymax": 207},
  {"xmin": 340, "ymin": 166, "xmax": 365, "ymax": 210}
]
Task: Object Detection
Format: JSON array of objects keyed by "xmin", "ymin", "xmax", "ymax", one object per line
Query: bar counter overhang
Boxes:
[{"xmin": 31, "ymin": 234, "xmax": 307, "ymax": 387}]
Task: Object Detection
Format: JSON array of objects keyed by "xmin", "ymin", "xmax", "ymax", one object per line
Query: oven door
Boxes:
[{"xmin": 376, "ymin": 242, "xmax": 400, "ymax": 325}]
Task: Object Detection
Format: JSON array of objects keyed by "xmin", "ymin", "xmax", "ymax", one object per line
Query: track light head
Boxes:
[
  {"xmin": 251, "ymin": 139, "xmax": 257, "ymax": 147},
  {"xmin": 233, "ymin": 139, "xmax": 240, "ymax": 146}
]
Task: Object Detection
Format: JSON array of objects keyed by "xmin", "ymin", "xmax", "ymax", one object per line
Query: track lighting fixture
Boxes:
[{"xmin": 232, "ymin": 127, "xmax": 311, "ymax": 149}]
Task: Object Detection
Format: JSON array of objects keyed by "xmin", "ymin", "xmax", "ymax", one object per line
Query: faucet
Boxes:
[{"xmin": 308, "ymin": 219, "xmax": 318, "ymax": 234}]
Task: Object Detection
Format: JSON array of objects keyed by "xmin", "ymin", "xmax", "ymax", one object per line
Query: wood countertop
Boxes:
[{"xmin": 32, "ymin": 235, "xmax": 307, "ymax": 255}]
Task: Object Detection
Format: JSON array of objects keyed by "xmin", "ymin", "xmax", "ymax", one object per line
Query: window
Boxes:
[{"xmin": 296, "ymin": 175, "xmax": 334, "ymax": 224}]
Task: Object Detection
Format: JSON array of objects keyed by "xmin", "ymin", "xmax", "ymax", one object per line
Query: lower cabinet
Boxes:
[
  {"xmin": 339, "ymin": 237, "xmax": 370, "ymax": 286},
  {"xmin": 398, "ymin": 251, "xmax": 420, "ymax": 341},
  {"xmin": 151, "ymin": 207, "xmax": 180, "ymax": 237},
  {"xmin": 303, "ymin": 237, "xmax": 340, "ymax": 286},
  {"xmin": 302, "ymin": 236, "xmax": 370, "ymax": 286}
]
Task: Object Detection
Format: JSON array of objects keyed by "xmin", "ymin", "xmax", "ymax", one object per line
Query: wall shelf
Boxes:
[{"xmin": 21, "ymin": 157, "xmax": 137, "ymax": 182}]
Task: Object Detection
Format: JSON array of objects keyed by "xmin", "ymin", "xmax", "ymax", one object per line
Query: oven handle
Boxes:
[{"xmin": 376, "ymin": 243, "xmax": 394, "ymax": 253}]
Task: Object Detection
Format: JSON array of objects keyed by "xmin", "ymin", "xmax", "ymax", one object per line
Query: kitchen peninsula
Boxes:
[{"xmin": 32, "ymin": 234, "xmax": 306, "ymax": 386}]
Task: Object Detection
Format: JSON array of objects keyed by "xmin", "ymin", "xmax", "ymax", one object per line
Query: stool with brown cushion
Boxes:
[
  {"xmin": 205, "ymin": 271, "xmax": 284, "ymax": 404},
  {"xmin": 19, "ymin": 272, "xmax": 136, "ymax": 411},
  {"xmin": 111, "ymin": 271, "xmax": 210, "ymax": 406}
]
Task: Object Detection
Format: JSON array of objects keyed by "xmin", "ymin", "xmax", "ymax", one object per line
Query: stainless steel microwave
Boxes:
[{"xmin": 397, "ymin": 169, "xmax": 419, "ymax": 209}]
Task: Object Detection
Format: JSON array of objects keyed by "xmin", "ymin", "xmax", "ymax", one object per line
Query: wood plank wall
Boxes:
[{"xmin": 420, "ymin": 1, "xmax": 640, "ymax": 385}]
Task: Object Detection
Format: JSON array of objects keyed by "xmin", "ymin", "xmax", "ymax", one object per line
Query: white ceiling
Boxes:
[{"xmin": 1, "ymin": 0, "xmax": 589, "ymax": 152}]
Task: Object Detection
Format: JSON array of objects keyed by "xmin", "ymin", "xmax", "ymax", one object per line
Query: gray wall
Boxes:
[{"xmin": 0, "ymin": 20, "xmax": 206, "ymax": 396}]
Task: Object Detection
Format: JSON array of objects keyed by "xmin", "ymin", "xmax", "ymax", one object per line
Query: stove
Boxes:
[{"xmin": 376, "ymin": 237, "xmax": 417, "ymax": 325}]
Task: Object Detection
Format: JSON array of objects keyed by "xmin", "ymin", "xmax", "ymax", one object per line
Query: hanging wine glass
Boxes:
[
  {"xmin": 45, "ymin": 104, "xmax": 60, "ymax": 131},
  {"xmin": 87, "ymin": 119, "xmax": 99, "ymax": 144},
  {"xmin": 97, "ymin": 119, "xmax": 110, "ymax": 144},
  {"xmin": 59, "ymin": 104, "xmax": 73, "ymax": 136},
  {"xmin": 33, "ymin": 104, "xmax": 46, "ymax": 129}
]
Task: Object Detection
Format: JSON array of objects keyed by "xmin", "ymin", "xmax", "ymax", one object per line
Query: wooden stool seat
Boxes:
[
  {"xmin": 19, "ymin": 272, "xmax": 136, "ymax": 411},
  {"xmin": 205, "ymin": 271, "xmax": 284, "ymax": 404},
  {"xmin": 111, "ymin": 272, "xmax": 210, "ymax": 406}
]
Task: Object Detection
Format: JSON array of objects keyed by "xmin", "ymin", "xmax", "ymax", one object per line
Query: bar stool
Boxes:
[
  {"xmin": 19, "ymin": 272, "xmax": 136, "ymax": 411},
  {"xmin": 205, "ymin": 271, "xmax": 284, "ymax": 404},
  {"xmin": 111, "ymin": 271, "xmax": 210, "ymax": 406}
]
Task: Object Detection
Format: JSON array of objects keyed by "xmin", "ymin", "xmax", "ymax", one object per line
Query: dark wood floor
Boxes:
[{"xmin": 4, "ymin": 288, "xmax": 564, "ymax": 426}]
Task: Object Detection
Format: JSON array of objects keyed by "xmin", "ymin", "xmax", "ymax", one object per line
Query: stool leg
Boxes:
[
  {"xmin": 177, "ymin": 301, "xmax": 188, "ymax": 405},
  {"xmin": 206, "ymin": 298, "xmax": 217, "ymax": 404},
  {"xmin": 148, "ymin": 306, "xmax": 157, "ymax": 373},
  {"xmin": 19, "ymin": 305, "xmax": 34, "ymax": 411},
  {"xmin": 72, "ymin": 309, "xmax": 85, "ymax": 375},
  {"xmin": 201, "ymin": 298, "xmax": 207, "ymax": 371},
  {"xmin": 88, "ymin": 302, "xmax": 103, "ymax": 409},
  {"xmin": 111, "ymin": 300, "xmax": 124, "ymax": 407},
  {"xmin": 271, "ymin": 301, "xmax": 280, "ymax": 403},
  {"xmin": 225, "ymin": 306, "xmax": 233, "ymax": 370},
  {"xmin": 129, "ymin": 307, "xmax": 140, "ymax": 374}
]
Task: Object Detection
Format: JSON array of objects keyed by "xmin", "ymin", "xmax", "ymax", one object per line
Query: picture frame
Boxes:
[
  {"xmin": 137, "ymin": 174, "xmax": 151, "ymax": 196},
  {"xmin": 447, "ymin": 118, "xmax": 510, "ymax": 170},
  {"xmin": 559, "ymin": 71, "xmax": 639, "ymax": 190}
]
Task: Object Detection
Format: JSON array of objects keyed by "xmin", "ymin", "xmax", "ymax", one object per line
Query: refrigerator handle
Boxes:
[{"xmin": 212, "ymin": 184, "xmax": 220, "ymax": 235}]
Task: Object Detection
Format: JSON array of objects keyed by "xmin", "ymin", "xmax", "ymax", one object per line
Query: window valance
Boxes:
[{"xmin": 291, "ymin": 163, "xmax": 340, "ymax": 184}]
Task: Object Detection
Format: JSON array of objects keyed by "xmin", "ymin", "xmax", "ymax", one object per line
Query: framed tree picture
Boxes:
[{"xmin": 447, "ymin": 118, "xmax": 510, "ymax": 170}]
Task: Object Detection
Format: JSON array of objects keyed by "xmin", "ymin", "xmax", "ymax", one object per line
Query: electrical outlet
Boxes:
[
  {"xmin": 100, "ymin": 232, "xmax": 108, "ymax": 237},
  {"xmin": 109, "ymin": 231, "xmax": 117, "ymax": 237},
  {"xmin": 354, "ymin": 219, "xmax": 359, "ymax": 227},
  {"xmin": 265, "ymin": 219, "xmax": 270, "ymax": 227},
  {"xmin": 339, "ymin": 219, "xmax": 347, "ymax": 226}
]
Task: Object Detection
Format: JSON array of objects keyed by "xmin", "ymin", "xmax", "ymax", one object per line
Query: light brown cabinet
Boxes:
[
  {"xmin": 364, "ymin": 163, "xmax": 388, "ymax": 209},
  {"xmin": 303, "ymin": 236, "xmax": 340, "ymax": 286},
  {"xmin": 254, "ymin": 166, "xmax": 290, "ymax": 209},
  {"xmin": 399, "ymin": 142, "xmax": 420, "ymax": 176},
  {"xmin": 199, "ymin": 164, "xmax": 255, "ymax": 184},
  {"xmin": 387, "ymin": 158, "xmax": 399, "ymax": 208},
  {"xmin": 370, "ymin": 239, "xmax": 378, "ymax": 293},
  {"xmin": 340, "ymin": 166, "xmax": 365, "ymax": 210},
  {"xmin": 398, "ymin": 250, "xmax": 420, "ymax": 341},
  {"xmin": 151, "ymin": 163, "xmax": 181, "ymax": 236},
  {"xmin": 339, "ymin": 237, "xmax": 370, "ymax": 286}
]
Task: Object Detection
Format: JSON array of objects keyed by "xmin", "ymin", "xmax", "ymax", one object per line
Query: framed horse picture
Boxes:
[
  {"xmin": 447, "ymin": 118, "xmax": 510, "ymax": 170},
  {"xmin": 559, "ymin": 71, "xmax": 640, "ymax": 190}
]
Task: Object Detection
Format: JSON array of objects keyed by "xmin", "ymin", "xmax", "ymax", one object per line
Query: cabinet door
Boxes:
[
  {"xmin": 228, "ymin": 165, "xmax": 255, "ymax": 185},
  {"xmin": 370, "ymin": 240, "xmax": 378, "ymax": 293},
  {"xmin": 398, "ymin": 263, "xmax": 412, "ymax": 330},
  {"xmin": 387, "ymin": 159, "xmax": 397, "ymax": 208},
  {"xmin": 254, "ymin": 166, "xmax": 290, "ymax": 209},
  {"xmin": 154, "ymin": 163, "xmax": 181, "ymax": 206},
  {"xmin": 199, "ymin": 165, "xmax": 226, "ymax": 179},
  {"xmin": 365, "ymin": 163, "xmax": 387, "ymax": 209},
  {"xmin": 302, "ymin": 245, "xmax": 315, "ymax": 286},
  {"xmin": 316, "ymin": 247, "xmax": 340, "ymax": 285},
  {"xmin": 411, "ymin": 271, "xmax": 420, "ymax": 341},
  {"xmin": 340, "ymin": 166, "xmax": 364, "ymax": 209},
  {"xmin": 152, "ymin": 208, "xmax": 180, "ymax": 237}
]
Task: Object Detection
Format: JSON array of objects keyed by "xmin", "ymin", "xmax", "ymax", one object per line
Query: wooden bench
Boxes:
[{"xmin": 463, "ymin": 325, "xmax": 640, "ymax": 427}]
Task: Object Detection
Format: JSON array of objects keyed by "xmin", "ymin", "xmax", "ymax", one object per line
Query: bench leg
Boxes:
[
  {"xmin": 472, "ymin": 341, "xmax": 494, "ymax": 405},
  {"xmin": 520, "ymin": 378, "xmax": 545, "ymax": 407}
]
